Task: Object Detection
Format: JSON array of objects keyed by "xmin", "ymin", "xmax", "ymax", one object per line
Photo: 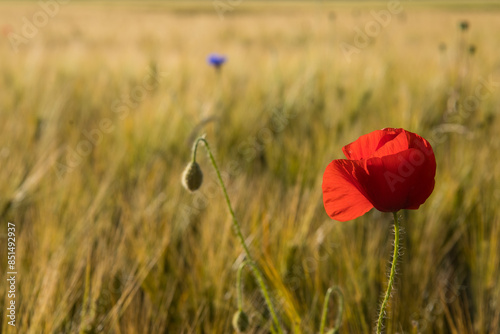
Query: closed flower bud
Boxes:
[
  {"xmin": 182, "ymin": 161, "xmax": 203, "ymax": 192},
  {"xmin": 232, "ymin": 310, "xmax": 249, "ymax": 333}
]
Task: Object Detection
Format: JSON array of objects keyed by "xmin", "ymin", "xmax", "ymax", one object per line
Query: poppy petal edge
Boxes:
[{"xmin": 322, "ymin": 159, "xmax": 374, "ymax": 222}]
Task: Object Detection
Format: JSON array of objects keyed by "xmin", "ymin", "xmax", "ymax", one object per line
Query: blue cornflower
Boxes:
[{"xmin": 207, "ymin": 54, "xmax": 227, "ymax": 68}]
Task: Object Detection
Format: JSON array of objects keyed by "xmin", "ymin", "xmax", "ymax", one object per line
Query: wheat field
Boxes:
[{"xmin": 1, "ymin": 1, "xmax": 500, "ymax": 333}]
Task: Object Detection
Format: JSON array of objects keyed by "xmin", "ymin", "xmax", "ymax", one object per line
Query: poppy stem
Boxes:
[
  {"xmin": 376, "ymin": 211, "xmax": 400, "ymax": 334},
  {"xmin": 319, "ymin": 286, "xmax": 344, "ymax": 334},
  {"xmin": 193, "ymin": 137, "xmax": 283, "ymax": 334},
  {"xmin": 236, "ymin": 261, "xmax": 247, "ymax": 311}
]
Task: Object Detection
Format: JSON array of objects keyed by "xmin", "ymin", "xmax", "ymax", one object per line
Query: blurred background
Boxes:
[{"xmin": 1, "ymin": 1, "xmax": 499, "ymax": 333}]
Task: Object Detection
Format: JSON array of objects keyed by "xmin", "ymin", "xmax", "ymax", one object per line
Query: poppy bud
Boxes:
[
  {"xmin": 232, "ymin": 310, "xmax": 249, "ymax": 332},
  {"xmin": 182, "ymin": 161, "xmax": 203, "ymax": 192}
]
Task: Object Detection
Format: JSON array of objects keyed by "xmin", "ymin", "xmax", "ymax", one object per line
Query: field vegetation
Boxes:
[{"xmin": 1, "ymin": 1, "xmax": 499, "ymax": 333}]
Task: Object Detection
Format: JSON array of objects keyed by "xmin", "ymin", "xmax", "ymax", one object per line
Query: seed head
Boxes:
[
  {"xmin": 469, "ymin": 44, "xmax": 476, "ymax": 55},
  {"xmin": 232, "ymin": 310, "xmax": 249, "ymax": 333},
  {"xmin": 181, "ymin": 161, "xmax": 203, "ymax": 192},
  {"xmin": 459, "ymin": 20, "xmax": 469, "ymax": 31}
]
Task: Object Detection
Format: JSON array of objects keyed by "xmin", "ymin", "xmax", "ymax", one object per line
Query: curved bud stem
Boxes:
[
  {"xmin": 376, "ymin": 211, "xmax": 401, "ymax": 334},
  {"xmin": 319, "ymin": 286, "xmax": 344, "ymax": 334},
  {"xmin": 236, "ymin": 261, "xmax": 247, "ymax": 311},
  {"xmin": 191, "ymin": 136, "xmax": 203, "ymax": 163},
  {"xmin": 192, "ymin": 137, "xmax": 283, "ymax": 334}
]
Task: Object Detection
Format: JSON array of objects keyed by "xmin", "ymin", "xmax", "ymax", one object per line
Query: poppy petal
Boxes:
[
  {"xmin": 406, "ymin": 131, "xmax": 435, "ymax": 157},
  {"xmin": 342, "ymin": 128, "xmax": 403, "ymax": 160},
  {"xmin": 322, "ymin": 159, "xmax": 374, "ymax": 221},
  {"xmin": 361, "ymin": 148, "xmax": 436, "ymax": 212},
  {"xmin": 371, "ymin": 130, "xmax": 409, "ymax": 158}
]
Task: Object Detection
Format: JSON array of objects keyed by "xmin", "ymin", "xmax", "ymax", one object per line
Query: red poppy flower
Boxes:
[{"xmin": 322, "ymin": 128, "xmax": 436, "ymax": 222}]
